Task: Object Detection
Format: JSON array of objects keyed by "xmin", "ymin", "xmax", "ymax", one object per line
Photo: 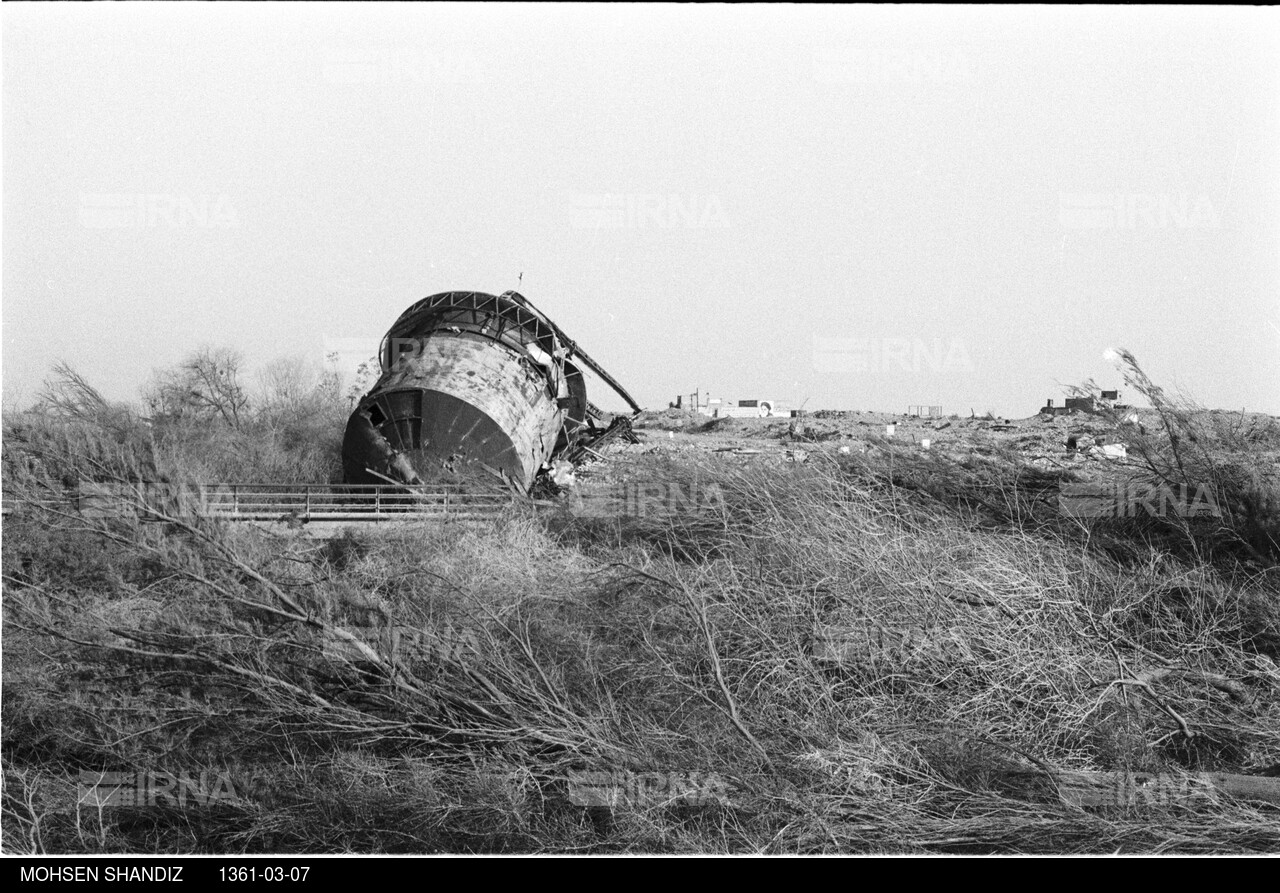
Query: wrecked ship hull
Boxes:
[{"xmin": 343, "ymin": 290, "xmax": 636, "ymax": 493}]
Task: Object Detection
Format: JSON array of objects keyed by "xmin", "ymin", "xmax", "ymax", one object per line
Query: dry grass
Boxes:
[{"xmin": 3, "ymin": 358, "xmax": 1279, "ymax": 853}]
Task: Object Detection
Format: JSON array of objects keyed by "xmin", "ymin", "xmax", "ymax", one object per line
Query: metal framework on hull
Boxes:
[
  {"xmin": 381, "ymin": 292, "xmax": 558, "ymax": 375},
  {"xmin": 380, "ymin": 290, "xmax": 642, "ymax": 418}
]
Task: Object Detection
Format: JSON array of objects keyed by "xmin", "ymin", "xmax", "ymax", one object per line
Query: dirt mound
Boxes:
[
  {"xmin": 634, "ymin": 408, "xmax": 704, "ymax": 429},
  {"xmin": 697, "ymin": 416, "xmax": 743, "ymax": 433}
]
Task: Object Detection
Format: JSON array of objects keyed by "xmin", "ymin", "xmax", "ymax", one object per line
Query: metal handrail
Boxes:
[
  {"xmin": 201, "ymin": 484, "xmax": 510, "ymax": 516},
  {"xmin": 64, "ymin": 482, "xmax": 514, "ymax": 520},
  {"xmin": 5, "ymin": 483, "xmax": 516, "ymax": 525}
]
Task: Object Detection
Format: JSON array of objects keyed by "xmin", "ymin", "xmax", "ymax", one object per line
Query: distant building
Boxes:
[
  {"xmin": 1040, "ymin": 390, "xmax": 1122, "ymax": 416},
  {"xmin": 694, "ymin": 394, "xmax": 785, "ymax": 418}
]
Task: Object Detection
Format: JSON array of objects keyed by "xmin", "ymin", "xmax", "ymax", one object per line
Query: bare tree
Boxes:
[
  {"xmin": 145, "ymin": 347, "xmax": 249, "ymax": 429},
  {"xmin": 345, "ymin": 355, "xmax": 380, "ymax": 408},
  {"xmin": 37, "ymin": 362, "xmax": 112, "ymax": 420},
  {"xmin": 257, "ymin": 355, "xmax": 321, "ymax": 412},
  {"xmin": 35, "ymin": 361, "xmax": 135, "ymax": 436}
]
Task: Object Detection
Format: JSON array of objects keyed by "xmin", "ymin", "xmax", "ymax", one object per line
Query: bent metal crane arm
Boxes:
[{"xmin": 499, "ymin": 291, "xmax": 642, "ymax": 416}]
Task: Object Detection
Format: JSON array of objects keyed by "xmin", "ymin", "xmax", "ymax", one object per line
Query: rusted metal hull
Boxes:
[
  {"xmin": 342, "ymin": 291, "xmax": 637, "ymax": 493},
  {"xmin": 343, "ymin": 334, "xmax": 567, "ymax": 489}
]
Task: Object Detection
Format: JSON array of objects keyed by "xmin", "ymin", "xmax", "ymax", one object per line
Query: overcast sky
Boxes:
[{"xmin": 4, "ymin": 4, "xmax": 1278, "ymax": 416}]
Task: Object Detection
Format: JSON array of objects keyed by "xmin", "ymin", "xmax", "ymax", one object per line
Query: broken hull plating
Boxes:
[
  {"xmin": 343, "ymin": 335, "xmax": 566, "ymax": 490},
  {"xmin": 342, "ymin": 291, "xmax": 586, "ymax": 492}
]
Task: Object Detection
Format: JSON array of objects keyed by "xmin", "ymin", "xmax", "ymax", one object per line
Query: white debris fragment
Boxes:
[
  {"xmin": 549, "ymin": 459, "xmax": 577, "ymax": 488},
  {"xmin": 1091, "ymin": 443, "xmax": 1128, "ymax": 460}
]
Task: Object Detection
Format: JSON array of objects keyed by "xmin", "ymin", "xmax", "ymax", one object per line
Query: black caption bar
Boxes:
[{"xmin": 7, "ymin": 857, "xmax": 502, "ymax": 883}]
